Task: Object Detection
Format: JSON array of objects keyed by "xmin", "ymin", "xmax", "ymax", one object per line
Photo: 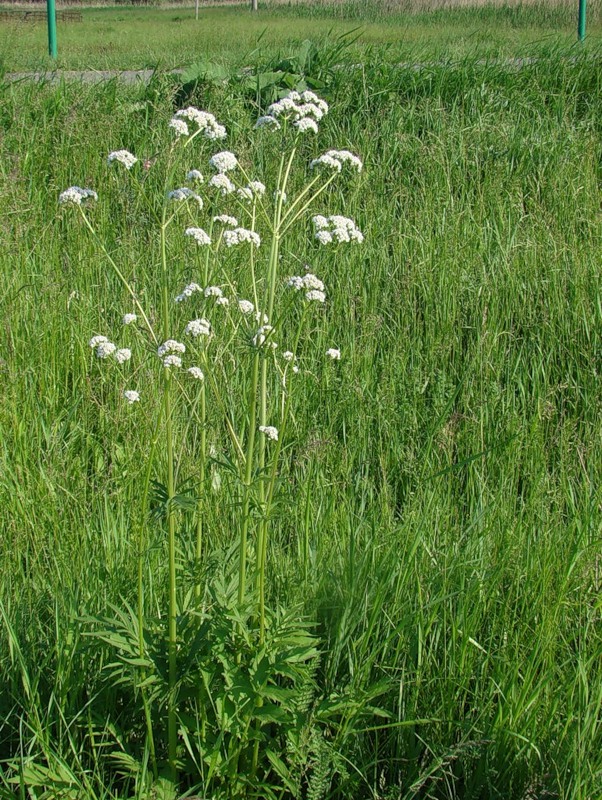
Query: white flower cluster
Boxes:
[
  {"xmin": 282, "ymin": 350, "xmax": 300, "ymax": 373},
  {"xmin": 313, "ymin": 215, "xmax": 364, "ymax": 244},
  {"xmin": 223, "ymin": 228, "xmax": 261, "ymax": 248},
  {"xmin": 115, "ymin": 348, "xmax": 132, "ymax": 364},
  {"xmin": 158, "ymin": 340, "xmax": 185, "ymax": 368},
  {"xmin": 310, "ymin": 149, "xmax": 363, "ymax": 173},
  {"xmin": 253, "ymin": 325, "xmax": 276, "ymax": 348},
  {"xmin": 185, "ymin": 227, "xmax": 212, "ymax": 246},
  {"xmin": 326, "ymin": 348, "xmax": 341, "ymax": 360},
  {"xmin": 122, "ymin": 313, "xmax": 137, "ymax": 325},
  {"xmin": 287, "ymin": 272, "xmax": 326, "ymax": 303},
  {"xmin": 89, "ymin": 335, "xmax": 131, "ymax": 362},
  {"xmin": 238, "ymin": 299, "xmax": 254, "ymax": 315},
  {"xmin": 209, "ymin": 151, "xmax": 238, "ymax": 173},
  {"xmin": 124, "ymin": 389, "xmax": 140, "ymax": 404},
  {"xmin": 185, "ymin": 319, "xmax": 211, "ymax": 338},
  {"xmin": 204, "ymin": 286, "xmax": 222, "ymax": 298},
  {"xmin": 237, "ymin": 181, "xmax": 266, "ymax": 201},
  {"xmin": 172, "ymin": 107, "xmax": 227, "ymax": 140},
  {"xmin": 175, "ymin": 282, "xmax": 203, "ymax": 303},
  {"xmin": 255, "ymin": 115, "xmax": 281, "ymax": 131},
  {"xmin": 59, "ymin": 186, "xmax": 98, "ymax": 205},
  {"xmin": 259, "ymin": 91, "xmax": 329, "ymax": 134},
  {"xmin": 187, "ymin": 366, "xmax": 205, "ymax": 380},
  {"xmin": 293, "ymin": 117, "xmax": 318, "ymax": 134},
  {"xmin": 208, "ymin": 174, "xmax": 235, "ymax": 195},
  {"xmin": 168, "ymin": 188, "xmax": 203, "ymax": 208},
  {"xmin": 89, "ymin": 335, "xmax": 115, "ymax": 358},
  {"xmin": 186, "ymin": 169, "xmax": 204, "ymax": 183},
  {"xmin": 108, "ymin": 150, "xmax": 138, "ymax": 170},
  {"xmin": 169, "ymin": 118, "xmax": 189, "ymax": 138},
  {"xmin": 213, "ymin": 214, "xmax": 238, "ymax": 227},
  {"xmin": 259, "ymin": 425, "xmax": 279, "ymax": 441}
]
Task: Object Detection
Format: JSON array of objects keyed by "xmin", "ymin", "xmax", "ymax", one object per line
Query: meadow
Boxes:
[
  {"xmin": 1, "ymin": 4, "xmax": 602, "ymax": 799},
  {"xmin": 1, "ymin": 0, "xmax": 602, "ymax": 71}
]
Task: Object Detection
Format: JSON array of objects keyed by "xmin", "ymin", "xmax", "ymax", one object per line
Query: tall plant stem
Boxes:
[
  {"xmin": 255, "ymin": 150, "xmax": 295, "ymax": 644},
  {"xmin": 257, "ymin": 308, "xmax": 307, "ymax": 644},
  {"xmin": 195, "ymin": 384, "xmax": 206, "ymax": 599},
  {"xmin": 160, "ymin": 211, "xmax": 178, "ymax": 784},
  {"xmin": 239, "ymin": 352, "xmax": 260, "ymax": 606},
  {"xmin": 136, "ymin": 409, "xmax": 163, "ymax": 782},
  {"xmin": 78, "ymin": 209, "xmax": 157, "ymax": 345}
]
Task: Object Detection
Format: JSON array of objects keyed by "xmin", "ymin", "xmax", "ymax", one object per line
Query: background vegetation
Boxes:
[{"xmin": 1, "ymin": 0, "xmax": 602, "ymax": 71}]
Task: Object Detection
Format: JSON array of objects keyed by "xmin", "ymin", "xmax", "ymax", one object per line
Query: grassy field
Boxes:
[
  {"xmin": 1, "ymin": 5, "xmax": 602, "ymax": 799},
  {"xmin": 1, "ymin": 1, "xmax": 602, "ymax": 71}
]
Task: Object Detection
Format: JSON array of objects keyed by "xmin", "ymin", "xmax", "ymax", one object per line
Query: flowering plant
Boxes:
[{"xmin": 60, "ymin": 90, "xmax": 363, "ymax": 797}]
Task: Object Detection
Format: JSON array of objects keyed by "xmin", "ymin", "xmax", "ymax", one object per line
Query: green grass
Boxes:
[
  {"xmin": 1, "ymin": 1, "xmax": 602, "ymax": 71},
  {"xmin": 1, "ymin": 33, "xmax": 602, "ymax": 800}
]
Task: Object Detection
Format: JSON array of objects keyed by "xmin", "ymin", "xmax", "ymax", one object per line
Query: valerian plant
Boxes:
[{"xmin": 59, "ymin": 92, "xmax": 364, "ymax": 798}]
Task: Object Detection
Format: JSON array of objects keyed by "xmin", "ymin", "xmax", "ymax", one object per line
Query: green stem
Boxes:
[
  {"xmin": 78, "ymin": 209, "xmax": 157, "ymax": 345},
  {"xmin": 195, "ymin": 383, "xmax": 206, "ymax": 599},
  {"xmin": 279, "ymin": 172, "xmax": 337, "ymax": 238},
  {"xmin": 137, "ymin": 409, "xmax": 163, "ymax": 782},
  {"xmin": 164, "ymin": 374, "xmax": 178, "ymax": 783},
  {"xmin": 160, "ymin": 208, "xmax": 178, "ymax": 784},
  {"xmin": 239, "ymin": 352, "xmax": 260, "ymax": 606}
]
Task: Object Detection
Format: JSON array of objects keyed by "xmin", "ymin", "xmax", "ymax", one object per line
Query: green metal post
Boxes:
[
  {"xmin": 578, "ymin": 0, "xmax": 586, "ymax": 41},
  {"xmin": 47, "ymin": 0, "xmax": 57, "ymax": 58}
]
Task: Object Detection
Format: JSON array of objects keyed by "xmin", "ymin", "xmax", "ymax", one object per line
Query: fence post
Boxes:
[
  {"xmin": 47, "ymin": 0, "xmax": 57, "ymax": 57},
  {"xmin": 578, "ymin": 0, "xmax": 587, "ymax": 41}
]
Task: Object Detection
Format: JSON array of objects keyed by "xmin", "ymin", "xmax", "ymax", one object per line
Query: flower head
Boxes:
[
  {"xmin": 175, "ymin": 282, "xmax": 203, "ymax": 302},
  {"xmin": 223, "ymin": 228, "xmax": 261, "ymax": 248},
  {"xmin": 255, "ymin": 115, "xmax": 281, "ymax": 130},
  {"xmin": 123, "ymin": 390, "xmax": 140, "ymax": 404},
  {"xmin": 107, "ymin": 150, "xmax": 137, "ymax": 169},
  {"xmin": 288, "ymin": 273, "xmax": 325, "ymax": 294},
  {"xmin": 169, "ymin": 118, "xmax": 189, "ymax": 138},
  {"xmin": 96, "ymin": 341, "xmax": 116, "ymax": 359},
  {"xmin": 238, "ymin": 299, "xmax": 254, "ymax": 315},
  {"xmin": 163, "ymin": 355, "xmax": 182, "ymax": 368},
  {"xmin": 168, "ymin": 188, "xmax": 203, "ymax": 208},
  {"xmin": 213, "ymin": 214, "xmax": 238, "ymax": 227},
  {"xmin": 294, "ymin": 117, "xmax": 318, "ymax": 134},
  {"xmin": 237, "ymin": 181, "xmax": 266, "ymax": 201},
  {"xmin": 186, "ymin": 169, "xmax": 204, "ymax": 183},
  {"xmin": 326, "ymin": 348, "xmax": 341, "ymax": 360},
  {"xmin": 259, "ymin": 425, "xmax": 279, "ymax": 441},
  {"xmin": 185, "ymin": 319, "xmax": 211, "ymax": 338},
  {"xmin": 208, "ymin": 174, "xmax": 235, "ymax": 195},
  {"xmin": 174, "ymin": 107, "xmax": 226, "ymax": 140},
  {"xmin": 305, "ymin": 290, "xmax": 326, "ymax": 303},
  {"xmin": 115, "ymin": 348, "xmax": 132, "ymax": 363},
  {"xmin": 266, "ymin": 90, "xmax": 329, "ymax": 132},
  {"xmin": 209, "ymin": 151, "xmax": 238, "ymax": 173},
  {"xmin": 313, "ymin": 215, "xmax": 364, "ymax": 244},
  {"xmin": 310, "ymin": 149, "xmax": 363, "ymax": 173},
  {"xmin": 204, "ymin": 286, "xmax": 223, "ymax": 298},
  {"xmin": 122, "ymin": 313, "xmax": 137, "ymax": 325},
  {"xmin": 158, "ymin": 340, "xmax": 186, "ymax": 358},
  {"xmin": 59, "ymin": 186, "xmax": 98, "ymax": 205},
  {"xmin": 185, "ymin": 228, "xmax": 211, "ymax": 246},
  {"xmin": 252, "ymin": 325, "xmax": 274, "ymax": 348},
  {"xmin": 187, "ymin": 366, "xmax": 205, "ymax": 380},
  {"xmin": 89, "ymin": 335, "xmax": 109, "ymax": 348}
]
